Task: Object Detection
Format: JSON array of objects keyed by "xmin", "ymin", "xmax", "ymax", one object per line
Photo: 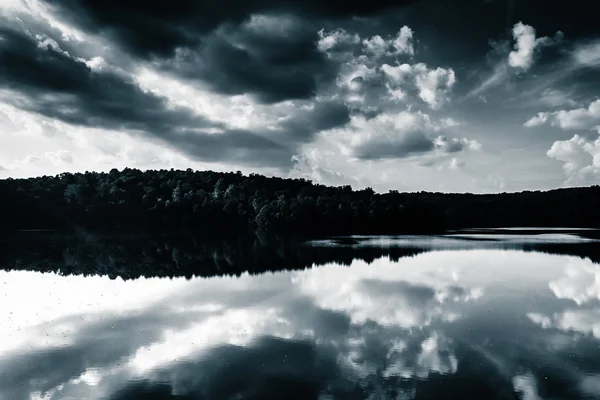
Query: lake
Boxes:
[{"xmin": 2, "ymin": 229, "xmax": 600, "ymax": 400}]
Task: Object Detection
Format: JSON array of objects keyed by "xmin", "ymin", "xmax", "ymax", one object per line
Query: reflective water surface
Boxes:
[{"xmin": 2, "ymin": 232, "xmax": 600, "ymax": 400}]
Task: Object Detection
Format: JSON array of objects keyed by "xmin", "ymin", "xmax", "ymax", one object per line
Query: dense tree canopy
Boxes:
[{"xmin": 1, "ymin": 168, "xmax": 599, "ymax": 235}]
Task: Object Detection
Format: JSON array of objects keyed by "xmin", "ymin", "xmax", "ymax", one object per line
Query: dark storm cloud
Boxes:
[
  {"xmin": 39, "ymin": 0, "xmax": 428, "ymax": 104},
  {"xmin": 373, "ymin": 0, "xmax": 599, "ymax": 63},
  {"xmin": 278, "ymin": 100, "xmax": 351, "ymax": 143},
  {"xmin": 354, "ymin": 130, "xmax": 436, "ymax": 160},
  {"xmin": 0, "ymin": 25, "xmax": 291, "ymax": 167},
  {"xmin": 158, "ymin": 23, "xmax": 334, "ymax": 103},
  {"xmin": 47, "ymin": 0, "xmax": 421, "ymax": 58}
]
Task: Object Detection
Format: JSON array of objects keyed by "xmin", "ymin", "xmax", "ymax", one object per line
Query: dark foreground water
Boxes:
[{"xmin": 2, "ymin": 230, "xmax": 600, "ymax": 400}]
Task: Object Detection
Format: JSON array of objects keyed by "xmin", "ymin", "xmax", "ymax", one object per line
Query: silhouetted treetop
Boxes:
[{"xmin": 1, "ymin": 168, "xmax": 599, "ymax": 235}]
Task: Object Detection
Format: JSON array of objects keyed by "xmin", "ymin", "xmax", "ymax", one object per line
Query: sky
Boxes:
[{"xmin": 0, "ymin": 0, "xmax": 599, "ymax": 193}]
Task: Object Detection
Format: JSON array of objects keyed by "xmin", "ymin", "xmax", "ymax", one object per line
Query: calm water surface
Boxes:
[{"xmin": 2, "ymin": 231, "xmax": 600, "ymax": 400}]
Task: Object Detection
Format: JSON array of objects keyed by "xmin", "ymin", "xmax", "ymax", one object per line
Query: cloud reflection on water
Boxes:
[{"xmin": 1, "ymin": 249, "xmax": 600, "ymax": 399}]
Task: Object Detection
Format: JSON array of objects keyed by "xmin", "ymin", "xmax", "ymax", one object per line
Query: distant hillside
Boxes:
[{"xmin": 1, "ymin": 168, "xmax": 599, "ymax": 235}]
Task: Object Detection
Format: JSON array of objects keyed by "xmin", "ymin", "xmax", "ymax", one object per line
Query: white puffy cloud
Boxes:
[
  {"xmin": 524, "ymin": 112, "xmax": 549, "ymax": 127},
  {"xmin": 317, "ymin": 111, "xmax": 479, "ymax": 163},
  {"xmin": 528, "ymin": 100, "xmax": 600, "ymax": 185},
  {"xmin": 362, "ymin": 34, "xmax": 390, "ymax": 58},
  {"xmin": 380, "ymin": 62, "xmax": 456, "ymax": 109},
  {"xmin": 508, "ymin": 22, "xmax": 561, "ymax": 71},
  {"xmin": 413, "ymin": 64, "xmax": 456, "ymax": 109},
  {"xmin": 361, "ymin": 26, "xmax": 414, "ymax": 58},
  {"xmin": 547, "ymin": 134, "xmax": 600, "ymax": 185},
  {"xmin": 317, "ymin": 27, "xmax": 455, "ymax": 110},
  {"xmin": 286, "ymin": 106, "xmax": 482, "ymax": 191},
  {"xmin": 434, "ymin": 136, "xmax": 482, "ymax": 153},
  {"xmin": 289, "ymin": 150, "xmax": 362, "ymax": 188},
  {"xmin": 508, "ymin": 23, "xmax": 537, "ymax": 70},
  {"xmin": 288, "ymin": 25, "xmax": 478, "ymax": 189},
  {"xmin": 393, "ymin": 26, "xmax": 415, "ymax": 57},
  {"xmin": 317, "ymin": 28, "xmax": 360, "ymax": 54},
  {"xmin": 552, "ymin": 100, "xmax": 600, "ymax": 131},
  {"xmin": 525, "ymin": 99, "xmax": 600, "ymax": 132},
  {"xmin": 467, "ymin": 23, "xmax": 561, "ymax": 99},
  {"xmin": 440, "ymin": 117, "xmax": 460, "ymax": 128},
  {"xmin": 380, "ymin": 63, "xmax": 413, "ymax": 83}
]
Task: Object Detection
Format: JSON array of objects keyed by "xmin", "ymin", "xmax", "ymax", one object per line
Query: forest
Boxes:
[{"xmin": 1, "ymin": 168, "xmax": 599, "ymax": 236}]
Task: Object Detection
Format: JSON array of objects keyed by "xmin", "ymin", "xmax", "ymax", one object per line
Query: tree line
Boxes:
[{"xmin": 1, "ymin": 168, "xmax": 599, "ymax": 235}]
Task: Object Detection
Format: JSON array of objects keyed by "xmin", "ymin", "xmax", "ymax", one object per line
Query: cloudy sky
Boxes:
[{"xmin": 0, "ymin": 0, "xmax": 598, "ymax": 192}]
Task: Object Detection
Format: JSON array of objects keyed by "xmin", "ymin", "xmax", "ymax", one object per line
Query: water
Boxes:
[{"xmin": 2, "ymin": 231, "xmax": 600, "ymax": 399}]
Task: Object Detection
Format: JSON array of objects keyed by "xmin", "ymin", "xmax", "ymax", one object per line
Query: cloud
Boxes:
[
  {"xmin": 4, "ymin": 0, "xmax": 597, "ymax": 193},
  {"xmin": 449, "ymin": 157, "xmax": 466, "ymax": 170},
  {"xmin": 277, "ymin": 100, "xmax": 351, "ymax": 144},
  {"xmin": 45, "ymin": 150, "xmax": 73, "ymax": 165},
  {"xmin": 464, "ymin": 63, "xmax": 509, "ymax": 100},
  {"xmin": 508, "ymin": 22, "xmax": 561, "ymax": 71},
  {"xmin": 572, "ymin": 39, "xmax": 600, "ymax": 67},
  {"xmin": 0, "ymin": 103, "xmax": 260, "ymax": 179},
  {"xmin": 466, "ymin": 22, "xmax": 562, "ymax": 98},
  {"xmin": 22, "ymin": 155, "xmax": 41, "ymax": 164},
  {"xmin": 317, "ymin": 27, "xmax": 360, "ymax": 53},
  {"xmin": 537, "ymin": 88, "xmax": 578, "ymax": 108},
  {"xmin": 434, "ymin": 136, "xmax": 481, "ymax": 153},
  {"xmin": 361, "ymin": 26, "xmax": 414, "ymax": 58},
  {"xmin": 547, "ymin": 134, "xmax": 600, "ymax": 185},
  {"xmin": 381, "ymin": 62, "xmax": 456, "ymax": 109},
  {"xmin": 412, "ymin": 64, "xmax": 456, "ymax": 109},
  {"xmin": 525, "ymin": 99, "xmax": 600, "ymax": 132},
  {"xmin": 317, "ymin": 27, "xmax": 456, "ymax": 110},
  {"xmin": 289, "ymin": 150, "xmax": 360, "ymax": 188},
  {"xmin": 524, "ymin": 112, "xmax": 549, "ymax": 127},
  {"xmin": 334, "ymin": 111, "xmax": 479, "ymax": 161},
  {"xmin": 1, "ymin": 7, "xmax": 476, "ymax": 183},
  {"xmin": 0, "ymin": 24, "xmax": 308, "ymax": 168},
  {"xmin": 155, "ymin": 15, "xmax": 337, "ymax": 104},
  {"xmin": 46, "ymin": 0, "xmax": 420, "ymax": 58}
]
